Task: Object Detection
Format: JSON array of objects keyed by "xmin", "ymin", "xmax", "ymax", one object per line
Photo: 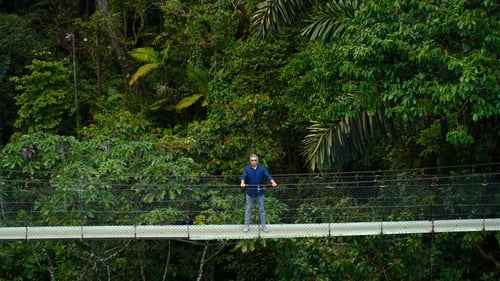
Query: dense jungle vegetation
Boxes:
[{"xmin": 0, "ymin": 0, "xmax": 499, "ymax": 280}]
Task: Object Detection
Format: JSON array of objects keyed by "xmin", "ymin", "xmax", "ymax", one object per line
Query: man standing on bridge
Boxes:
[{"xmin": 240, "ymin": 154, "xmax": 277, "ymax": 233}]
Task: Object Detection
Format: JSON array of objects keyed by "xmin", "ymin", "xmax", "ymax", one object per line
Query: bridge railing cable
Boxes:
[{"xmin": 0, "ymin": 163, "xmax": 498, "ymax": 229}]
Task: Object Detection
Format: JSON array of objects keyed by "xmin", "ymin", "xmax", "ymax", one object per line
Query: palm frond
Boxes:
[
  {"xmin": 128, "ymin": 63, "xmax": 160, "ymax": 86},
  {"xmin": 128, "ymin": 47, "xmax": 166, "ymax": 86},
  {"xmin": 159, "ymin": 41, "xmax": 171, "ymax": 64},
  {"xmin": 302, "ymin": 109, "xmax": 396, "ymax": 171},
  {"xmin": 251, "ymin": 0, "xmax": 310, "ymax": 38},
  {"xmin": 175, "ymin": 94, "xmax": 205, "ymax": 110},
  {"xmin": 129, "ymin": 47, "xmax": 160, "ymax": 63},
  {"xmin": 301, "ymin": 0, "xmax": 360, "ymax": 44},
  {"xmin": 150, "ymin": 97, "xmax": 175, "ymax": 111},
  {"xmin": 186, "ymin": 64, "xmax": 209, "ymax": 96},
  {"xmin": 174, "ymin": 64, "xmax": 210, "ymax": 110}
]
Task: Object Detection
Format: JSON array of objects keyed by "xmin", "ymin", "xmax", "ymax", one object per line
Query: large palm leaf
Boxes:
[
  {"xmin": 301, "ymin": 0, "xmax": 360, "ymax": 43},
  {"xmin": 302, "ymin": 109, "xmax": 396, "ymax": 171},
  {"xmin": 251, "ymin": 0, "xmax": 310, "ymax": 38},
  {"xmin": 128, "ymin": 43, "xmax": 170, "ymax": 86},
  {"xmin": 175, "ymin": 64, "xmax": 209, "ymax": 110},
  {"xmin": 251, "ymin": 0, "xmax": 360, "ymax": 41}
]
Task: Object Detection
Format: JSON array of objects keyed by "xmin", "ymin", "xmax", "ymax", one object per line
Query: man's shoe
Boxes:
[
  {"xmin": 243, "ymin": 226, "xmax": 249, "ymax": 233},
  {"xmin": 260, "ymin": 225, "xmax": 269, "ymax": 233}
]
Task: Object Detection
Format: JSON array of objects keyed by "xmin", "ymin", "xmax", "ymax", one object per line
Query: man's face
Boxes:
[{"xmin": 250, "ymin": 157, "xmax": 258, "ymax": 167}]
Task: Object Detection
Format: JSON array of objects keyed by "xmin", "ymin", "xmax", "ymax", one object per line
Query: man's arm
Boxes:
[
  {"xmin": 264, "ymin": 168, "xmax": 278, "ymax": 187},
  {"xmin": 240, "ymin": 168, "xmax": 247, "ymax": 187}
]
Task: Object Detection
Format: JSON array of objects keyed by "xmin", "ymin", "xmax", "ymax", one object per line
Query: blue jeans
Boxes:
[{"xmin": 245, "ymin": 194, "xmax": 266, "ymax": 227}]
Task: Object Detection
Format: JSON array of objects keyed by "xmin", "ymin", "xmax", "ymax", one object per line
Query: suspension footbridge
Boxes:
[
  {"xmin": 1, "ymin": 219, "xmax": 499, "ymax": 241},
  {"xmin": 1, "ymin": 163, "xmax": 498, "ymax": 240}
]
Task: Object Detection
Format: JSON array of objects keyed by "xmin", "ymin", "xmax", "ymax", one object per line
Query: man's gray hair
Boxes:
[{"xmin": 249, "ymin": 154, "xmax": 259, "ymax": 159}]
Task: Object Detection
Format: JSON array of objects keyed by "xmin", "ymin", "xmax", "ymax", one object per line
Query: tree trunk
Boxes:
[
  {"xmin": 95, "ymin": 0, "xmax": 131, "ymax": 75},
  {"xmin": 162, "ymin": 241, "xmax": 171, "ymax": 281},
  {"xmin": 95, "ymin": 34, "xmax": 103, "ymax": 97},
  {"xmin": 196, "ymin": 241, "xmax": 209, "ymax": 281}
]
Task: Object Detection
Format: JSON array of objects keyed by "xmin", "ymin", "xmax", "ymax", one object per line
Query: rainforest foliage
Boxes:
[{"xmin": 0, "ymin": 0, "xmax": 499, "ymax": 280}]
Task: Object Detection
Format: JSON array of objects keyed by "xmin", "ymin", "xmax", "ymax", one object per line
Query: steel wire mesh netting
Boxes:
[{"xmin": 1, "ymin": 164, "xmax": 499, "ymax": 233}]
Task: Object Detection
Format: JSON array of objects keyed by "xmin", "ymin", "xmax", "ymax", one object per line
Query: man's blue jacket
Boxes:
[{"xmin": 241, "ymin": 165, "xmax": 274, "ymax": 197}]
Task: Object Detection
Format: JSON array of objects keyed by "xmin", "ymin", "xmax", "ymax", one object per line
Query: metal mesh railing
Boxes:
[{"xmin": 1, "ymin": 163, "xmax": 499, "ymax": 228}]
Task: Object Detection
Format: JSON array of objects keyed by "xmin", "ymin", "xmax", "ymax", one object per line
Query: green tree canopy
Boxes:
[
  {"xmin": 284, "ymin": 0, "xmax": 500, "ymax": 170},
  {"xmin": 10, "ymin": 54, "xmax": 74, "ymax": 135}
]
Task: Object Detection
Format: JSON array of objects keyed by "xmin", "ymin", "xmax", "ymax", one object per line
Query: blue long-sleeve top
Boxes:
[{"xmin": 241, "ymin": 165, "xmax": 274, "ymax": 197}]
